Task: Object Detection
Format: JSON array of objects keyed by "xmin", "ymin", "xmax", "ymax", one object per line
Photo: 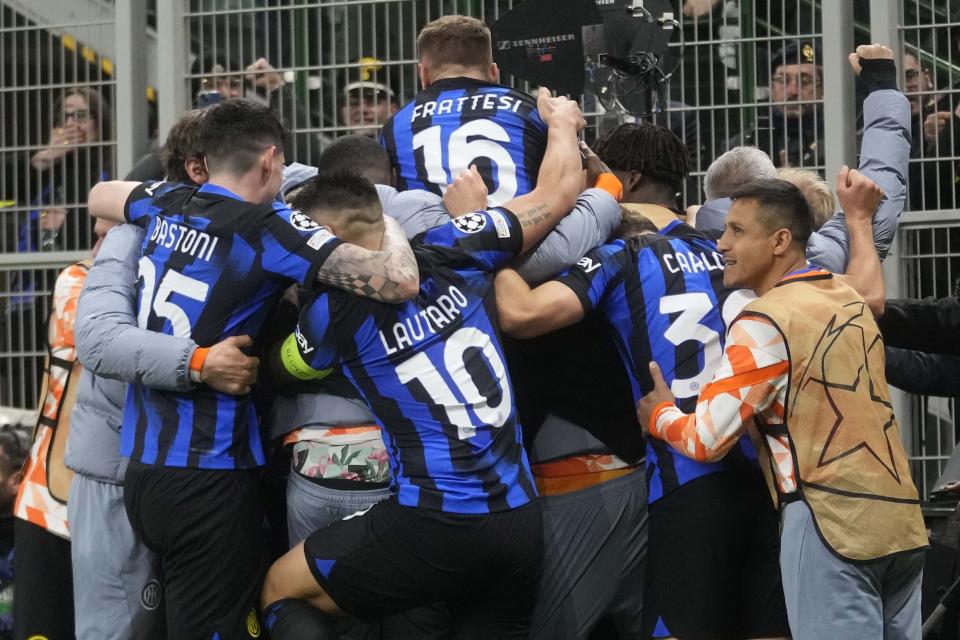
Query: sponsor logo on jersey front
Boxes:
[
  {"xmin": 577, "ymin": 256, "xmax": 602, "ymax": 273},
  {"xmin": 454, "ymin": 213, "xmax": 487, "ymax": 234}
]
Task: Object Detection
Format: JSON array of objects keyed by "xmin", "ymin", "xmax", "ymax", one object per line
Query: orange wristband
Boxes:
[
  {"xmin": 648, "ymin": 401, "xmax": 675, "ymax": 437},
  {"xmin": 594, "ymin": 172, "xmax": 623, "ymax": 202},
  {"xmin": 189, "ymin": 347, "xmax": 209, "ymax": 383}
]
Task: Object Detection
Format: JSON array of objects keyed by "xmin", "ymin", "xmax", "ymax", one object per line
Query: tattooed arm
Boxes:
[
  {"xmin": 502, "ymin": 89, "xmax": 587, "ymax": 253},
  {"xmin": 315, "ymin": 216, "xmax": 419, "ymax": 303}
]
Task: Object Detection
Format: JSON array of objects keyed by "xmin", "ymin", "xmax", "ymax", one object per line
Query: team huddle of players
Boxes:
[{"xmin": 13, "ymin": 13, "xmax": 929, "ymax": 640}]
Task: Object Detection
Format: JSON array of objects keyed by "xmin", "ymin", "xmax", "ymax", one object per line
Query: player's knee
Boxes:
[
  {"xmin": 261, "ymin": 561, "xmax": 290, "ymax": 609},
  {"xmin": 261, "ymin": 545, "xmax": 311, "ymax": 607}
]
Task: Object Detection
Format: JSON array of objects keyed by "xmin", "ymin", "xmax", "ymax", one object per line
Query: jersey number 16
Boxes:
[{"xmin": 412, "ymin": 121, "xmax": 518, "ymax": 207}]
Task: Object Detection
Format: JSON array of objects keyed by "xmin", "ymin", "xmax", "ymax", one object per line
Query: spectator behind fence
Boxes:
[
  {"xmin": 126, "ymin": 53, "xmax": 323, "ymax": 182},
  {"xmin": 28, "ymin": 87, "xmax": 111, "ymax": 250},
  {"xmin": 903, "ymin": 50, "xmax": 935, "ymax": 153},
  {"xmin": 907, "ymin": 55, "xmax": 960, "ymax": 212},
  {"xmin": 728, "ymin": 40, "xmax": 824, "ymax": 168},
  {"xmin": 339, "ymin": 57, "xmax": 400, "ymax": 138},
  {"xmin": 1, "ymin": 88, "xmax": 112, "ymax": 409}
]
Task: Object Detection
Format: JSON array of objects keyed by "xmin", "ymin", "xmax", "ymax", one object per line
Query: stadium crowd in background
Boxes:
[{"xmin": 4, "ymin": 10, "xmax": 950, "ymax": 640}]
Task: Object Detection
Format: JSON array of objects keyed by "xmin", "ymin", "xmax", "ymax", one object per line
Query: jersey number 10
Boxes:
[{"xmin": 396, "ymin": 327, "xmax": 513, "ymax": 441}]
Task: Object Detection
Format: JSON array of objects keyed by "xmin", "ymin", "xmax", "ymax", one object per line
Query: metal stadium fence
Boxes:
[{"xmin": 0, "ymin": 0, "xmax": 957, "ymax": 495}]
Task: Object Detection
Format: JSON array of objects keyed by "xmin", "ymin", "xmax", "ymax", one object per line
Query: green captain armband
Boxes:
[{"xmin": 279, "ymin": 332, "xmax": 332, "ymax": 381}]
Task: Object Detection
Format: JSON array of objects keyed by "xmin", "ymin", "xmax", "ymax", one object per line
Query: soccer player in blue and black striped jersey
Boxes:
[
  {"xmin": 495, "ymin": 124, "xmax": 791, "ymax": 640},
  {"xmin": 260, "ymin": 88, "xmax": 586, "ymax": 640},
  {"xmin": 380, "ymin": 15, "xmax": 547, "ymax": 207},
  {"xmin": 87, "ymin": 99, "xmax": 420, "ymax": 640}
]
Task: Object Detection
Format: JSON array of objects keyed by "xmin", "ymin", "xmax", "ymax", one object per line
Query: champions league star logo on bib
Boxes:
[
  {"xmin": 454, "ymin": 212, "xmax": 487, "ymax": 234},
  {"xmin": 289, "ymin": 211, "xmax": 321, "ymax": 231}
]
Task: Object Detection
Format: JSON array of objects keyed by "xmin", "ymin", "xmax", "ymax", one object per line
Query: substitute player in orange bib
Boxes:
[{"xmin": 639, "ymin": 168, "xmax": 928, "ymax": 640}]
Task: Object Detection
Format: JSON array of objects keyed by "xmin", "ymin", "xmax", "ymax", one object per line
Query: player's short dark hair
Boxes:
[
  {"xmin": 0, "ymin": 426, "xmax": 28, "ymax": 477},
  {"xmin": 199, "ymin": 98, "xmax": 288, "ymax": 176},
  {"xmin": 730, "ymin": 178, "xmax": 814, "ymax": 247},
  {"xmin": 614, "ymin": 207, "xmax": 659, "ymax": 239},
  {"xmin": 160, "ymin": 109, "xmax": 206, "ymax": 184},
  {"xmin": 317, "ymin": 135, "xmax": 393, "ymax": 186},
  {"xmin": 290, "ymin": 171, "xmax": 381, "ymax": 224},
  {"xmin": 595, "ymin": 123, "xmax": 690, "ymax": 196},
  {"xmin": 417, "ymin": 15, "xmax": 493, "ymax": 68}
]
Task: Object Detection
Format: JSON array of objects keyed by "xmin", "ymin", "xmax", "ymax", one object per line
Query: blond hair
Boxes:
[
  {"xmin": 778, "ymin": 168, "xmax": 835, "ymax": 229},
  {"xmin": 417, "ymin": 15, "xmax": 492, "ymax": 69}
]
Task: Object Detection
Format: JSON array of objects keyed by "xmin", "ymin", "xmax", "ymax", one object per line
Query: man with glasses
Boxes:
[{"xmin": 728, "ymin": 40, "xmax": 824, "ymax": 169}]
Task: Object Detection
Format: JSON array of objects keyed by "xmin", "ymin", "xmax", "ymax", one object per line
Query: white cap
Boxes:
[{"xmin": 343, "ymin": 81, "xmax": 395, "ymax": 100}]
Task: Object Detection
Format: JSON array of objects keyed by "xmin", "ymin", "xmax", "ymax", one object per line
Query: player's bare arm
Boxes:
[
  {"xmin": 444, "ymin": 164, "xmax": 488, "ymax": 216},
  {"xmin": 503, "ymin": 88, "xmax": 586, "ymax": 253},
  {"xmin": 87, "ymin": 180, "xmax": 141, "ymax": 222},
  {"xmin": 495, "ymin": 267, "xmax": 585, "ymax": 339},
  {"xmin": 835, "ymin": 165, "xmax": 885, "ymax": 316},
  {"xmin": 316, "ymin": 216, "xmax": 419, "ymax": 303}
]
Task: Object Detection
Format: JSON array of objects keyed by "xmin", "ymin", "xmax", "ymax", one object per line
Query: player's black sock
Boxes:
[{"xmin": 263, "ymin": 598, "xmax": 340, "ymax": 640}]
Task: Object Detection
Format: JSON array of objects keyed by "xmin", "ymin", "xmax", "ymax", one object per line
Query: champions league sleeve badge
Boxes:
[
  {"xmin": 453, "ymin": 212, "xmax": 487, "ymax": 234},
  {"xmin": 289, "ymin": 211, "xmax": 321, "ymax": 231}
]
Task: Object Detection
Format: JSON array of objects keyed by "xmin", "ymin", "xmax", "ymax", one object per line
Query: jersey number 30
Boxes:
[{"xmin": 396, "ymin": 327, "xmax": 512, "ymax": 440}]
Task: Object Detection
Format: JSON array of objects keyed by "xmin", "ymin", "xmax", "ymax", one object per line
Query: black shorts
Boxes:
[
  {"xmin": 641, "ymin": 469, "xmax": 789, "ymax": 640},
  {"xmin": 304, "ymin": 497, "xmax": 542, "ymax": 639},
  {"xmin": 124, "ymin": 461, "xmax": 267, "ymax": 640},
  {"xmin": 13, "ymin": 518, "xmax": 74, "ymax": 639}
]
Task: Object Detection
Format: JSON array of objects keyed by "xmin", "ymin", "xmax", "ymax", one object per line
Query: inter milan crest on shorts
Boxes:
[
  {"xmin": 140, "ymin": 579, "xmax": 162, "ymax": 611},
  {"xmin": 246, "ymin": 608, "xmax": 262, "ymax": 638},
  {"xmin": 454, "ymin": 212, "xmax": 487, "ymax": 234}
]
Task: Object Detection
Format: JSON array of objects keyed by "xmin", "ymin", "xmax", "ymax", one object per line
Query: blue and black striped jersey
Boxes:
[
  {"xmin": 121, "ymin": 181, "xmax": 343, "ymax": 470},
  {"xmin": 285, "ymin": 208, "xmax": 537, "ymax": 514},
  {"xmin": 380, "ymin": 77, "xmax": 547, "ymax": 207},
  {"xmin": 558, "ymin": 220, "xmax": 758, "ymax": 502}
]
